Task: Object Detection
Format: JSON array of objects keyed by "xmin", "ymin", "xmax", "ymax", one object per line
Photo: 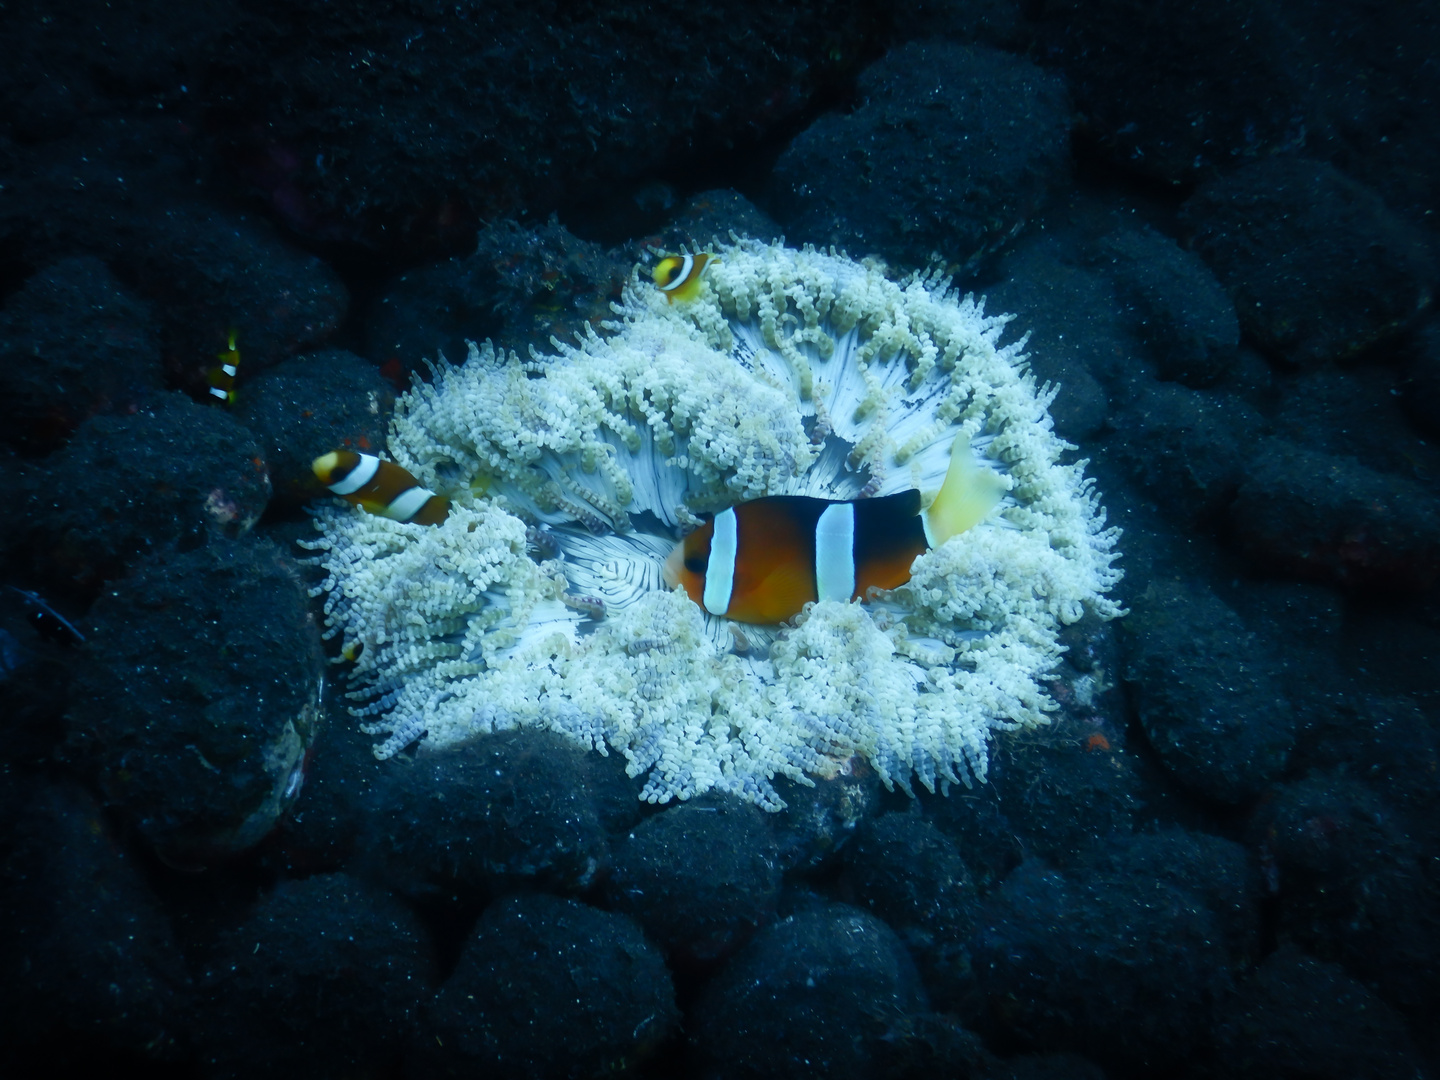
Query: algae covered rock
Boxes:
[{"xmin": 67, "ymin": 538, "xmax": 323, "ymax": 866}]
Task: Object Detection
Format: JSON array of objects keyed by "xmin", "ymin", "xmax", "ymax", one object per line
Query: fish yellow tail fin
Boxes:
[{"xmin": 921, "ymin": 434, "xmax": 1006, "ymax": 548}]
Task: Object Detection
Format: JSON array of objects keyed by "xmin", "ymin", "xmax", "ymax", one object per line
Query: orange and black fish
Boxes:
[
  {"xmin": 312, "ymin": 450, "xmax": 449, "ymax": 525},
  {"xmin": 207, "ymin": 329, "xmax": 241, "ymax": 404},
  {"xmin": 662, "ymin": 436, "xmax": 1004, "ymax": 624},
  {"xmin": 651, "ymin": 253, "xmax": 715, "ymax": 303}
]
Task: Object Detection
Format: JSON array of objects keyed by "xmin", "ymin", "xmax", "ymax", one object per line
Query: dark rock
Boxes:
[
  {"xmin": 576, "ymin": 745, "xmax": 646, "ymax": 837},
  {"xmin": 963, "ymin": 834, "xmax": 1249, "ymax": 1071},
  {"xmin": 0, "ymin": 256, "xmax": 161, "ymax": 453},
  {"xmin": 236, "ymin": 349, "xmax": 396, "ymax": 508},
  {"xmin": 1081, "ymin": 830, "xmax": 1261, "ymax": 965},
  {"xmin": 1215, "ymin": 344, "xmax": 1279, "ymax": 412},
  {"xmin": 365, "ymin": 218, "xmax": 628, "ymax": 379},
  {"xmin": 840, "ymin": 812, "xmax": 979, "ymax": 1005},
  {"xmin": 126, "ymin": 203, "xmax": 350, "ymax": 384},
  {"xmin": 1120, "ymin": 579, "xmax": 1295, "ymax": 804},
  {"xmin": 439, "ymin": 217, "xmax": 629, "ymax": 358},
  {"xmin": 1225, "ymin": 579, "xmax": 1344, "ymax": 656},
  {"xmin": 7, "ymin": 78, "xmax": 85, "ymax": 145},
  {"xmin": 1081, "ymin": 440, "xmax": 1225, "ymax": 600},
  {"xmin": 199, "ymin": 873, "xmax": 432, "ymax": 1079},
  {"xmin": 871, "ymin": 1011, "xmax": 999, "ymax": 1078},
  {"xmin": 1181, "ymin": 157, "xmax": 1434, "ymax": 367},
  {"xmin": 886, "ymin": 0, "xmax": 1023, "ymax": 49},
  {"xmin": 66, "ymin": 538, "xmax": 323, "ymax": 866},
  {"xmin": 357, "ymin": 729, "xmax": 612, "ymax": 908},
  {"xmin": 1030, "ymin": 0, "xmax": 1316, "ymax": 184},
  {"xmin": 1228, "ymin": 437, "xmax": 1440, "ymax": 591},
  {"xmin": 922, "ymin": 612, "xmax": 1138, "ymax": 886},
  {"xmin": 1268, "ymin": 366, "xmax": 1440, "ymax": 480},
  {"xmin": 0, "ymin": 783, "xmax": 192, "ymax": 1062},
  {"xmin": 991, "ymin": 1053, "xmax": 1109, "ymax": 1080},
  {"xmin": 1279, "ymin": 3, "xmax": 1440, "ymax": 230},
  {"xmin": 202, "ymin": 2, "xmax": 871, "ymax": 254},
  {"xmin": 10, "ymin": 393, "xmax": 271, "ymax": 593},
  {"xmin": 1249, "ymin": 772, "xmax": 1440, "ymax": 1021},
  {"xmin": 1335, "ymin": 605, "xmax": 1440, "ymax": 712},
  {"xmin": 0, "ymin": 766, "xmax": 32, "ymax": 866},
  {"xmin": 926, "ymin": 703, "xmax": 1140, "ymax": 883},
  {"xmin": 0, "ymin": 118, "xmax": 348, "ymax": 379},
  {"xmin": 257, "ymin": 693, "xmax": 387, "ymax": 877},
  {"xmin": 1096, "ymin": 225, "xmax": 1239, "ymax": 387},
  {"xmin": 1291, "ymin": 689, "xmax": 1440, "ymax": 830},
  {"xmin": 1214, "ymin": 945, "xmax": 1425, "ymax": 1080},
  {"xmin": 1110, "ymin": 379, "xmax": 1261, "ymax": 527},
  {"xmin": 770, "ymin": 41, "xmax": 1070, "ymax": 273},
  {"xmin": 0, "ymin": 2, "xmax": 229, "ymax": 129},
  {"xmin": 0, "ymin": 114, "xmax": 202, "ymax": 270},
  {"xmin": 364, "ymin": 260, "xmax": 499, "ymax": 382},
  {"xmin": 578, "ymin": 177, "xmax": 681, "ymax": 247},
  {"xmin": 413, "ymin": 893, "xmax": 678, "ymax": 1079},
  {"xmin": 690, "ymin": 903, "xmax": 928, "ymax": 1080},
  {"xmin": 916, "ymin": 788, "xmax": 1024, "ymax": 897},
  {"xmin": 659, "ymin": 189, "xmax": 781, "ymax": 254},
  {"xmin": 985, "ymin": 237, "xmax": 1126, "ymax": 442},
  {"xmin": 605, "ymin": 796, "xmax": 781, "ymax": 965},
  {"xmin": 0, "ymin": 586, "xmax": 76, "ymax": 767},
  {"xmin": 843, "ymin": 813, "xmax": 976, "ymax": 941},
  {"xmin": 1399, "ymin": 318, "xmax": 1440, "ymax": 441},
  {"xmin": 770, "ymin": 755, "xmax": 885, "ymax": 873}
]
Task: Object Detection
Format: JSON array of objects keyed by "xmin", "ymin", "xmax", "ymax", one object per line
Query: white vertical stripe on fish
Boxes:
[
  {"xmin": 385, "ymin": 485, "xmax": 437, "ymax": 523},
  {"xmin": 658, "ymin": 253, "xmax": 695, "ymax": 292},
  {"xmin": 703, "ymin": 507, "xmax": 738, "ymax": 615},
  {"xmin": 328, "ymin": 453, "xmax": 380, "ymax": 495},
  {"xmin": 814, "ymin": 502, "xmax": 856, "ymax": 603}
]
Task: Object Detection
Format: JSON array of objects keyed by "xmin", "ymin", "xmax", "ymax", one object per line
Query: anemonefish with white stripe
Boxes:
[
  {"xmin": 312, "ymin": 450, "xmax": 450, "ymax": 526},
  {"xmin": 662, "ymin": 435, "xmax": 1005, "ymax": 624},
  {"xmin": 207, "ymin": 329, "xmax": 241, "ymax": 404},
  {"xmin": 651, "ymin": 253, "xmax": 715, "ymax": 303}
]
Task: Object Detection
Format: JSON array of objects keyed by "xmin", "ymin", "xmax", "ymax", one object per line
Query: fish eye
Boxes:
[
  {"xmin": 684, "ymin": 554, "xmax": 707, "ymax": 574},
  {"xmin": 659, "ymin": 261, "xmax": 681, "ymax": 285}
]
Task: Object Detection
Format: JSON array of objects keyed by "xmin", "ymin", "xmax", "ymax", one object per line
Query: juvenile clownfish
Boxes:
[
  {"xmin": 312, "ymin": 450, "xmax": 450, "ymax": 526},
  {"xmin": 207, "ymin": 329, "xmax": 241, "ymax": 404},
  {"xmin": 651, "ymin": 253, "xmax": 715, "ymax": 303},
  {"xmin": 662, "ymin": 435, "xmax": 1005, "ymax": 624}
]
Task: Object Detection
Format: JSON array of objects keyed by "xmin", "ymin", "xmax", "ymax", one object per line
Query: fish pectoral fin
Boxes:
[{"xmin": 662, "ymin": 541, "xmax": 685, "ymax": 589}]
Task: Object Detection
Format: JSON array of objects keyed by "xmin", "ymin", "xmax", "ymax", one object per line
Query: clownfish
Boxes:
[
  {"xmin": 662, "ymin": 436, "xmax": 1005, "ymax": 624},
  {"xmin": 312, "ymin": 450, "xmax": 450, "ymax": 525},
  {"xmin": 207, "ymin": 329, "xmax": 241, "ymax": 404},
  {"xmin": 651, "ymin": 253, "xmax": 715, "ymax": 303}
]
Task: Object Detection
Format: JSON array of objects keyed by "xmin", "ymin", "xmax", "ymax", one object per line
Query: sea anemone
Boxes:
[{"xmin": 305, "ymin": 240, "xmax": 1122, "ymax": 810}]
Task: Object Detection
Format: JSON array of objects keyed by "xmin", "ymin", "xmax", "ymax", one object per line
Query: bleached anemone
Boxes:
[{"xmin": 305, "ymin": 240, "xmax": 1122, "ymax": 810}]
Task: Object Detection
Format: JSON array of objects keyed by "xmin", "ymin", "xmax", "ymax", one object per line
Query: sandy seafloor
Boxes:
[{"xmin": 1, "ymin": 2, "xmax": 1439, "ymax": 1078}]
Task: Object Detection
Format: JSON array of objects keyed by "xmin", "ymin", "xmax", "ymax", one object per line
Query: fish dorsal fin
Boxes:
[{"xmin": 921, "ymin": 434, "xmax": 1006, "ymax": 547}]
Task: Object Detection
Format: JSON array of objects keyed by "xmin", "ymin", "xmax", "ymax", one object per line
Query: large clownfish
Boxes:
[
  {"xmin": 312, "ymin": 450, "xmax": 450, "ymax": 525},
  {"xmin": 651, "ymin": 253, "xmax": 715, "ymax": 303},
  {"xmin": 662, "ymin": 436, "xmax": 1005, "ymax": 624}
]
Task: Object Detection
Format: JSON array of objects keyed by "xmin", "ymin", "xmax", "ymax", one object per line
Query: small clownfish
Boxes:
[
  {"xmin": 312, "ymin": 450, "xmax": 450, "ymax": 525},
  {"xmin": 207, "ymin": 329, "xmax": 241, "ymax": 404},
  {"xmin": 651, "ymin": 252, "xmax": 715, "ymax": 303},
  {"xmin": 662, "ymin": 435, "xmax": 1005, "ymax": 624}
]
